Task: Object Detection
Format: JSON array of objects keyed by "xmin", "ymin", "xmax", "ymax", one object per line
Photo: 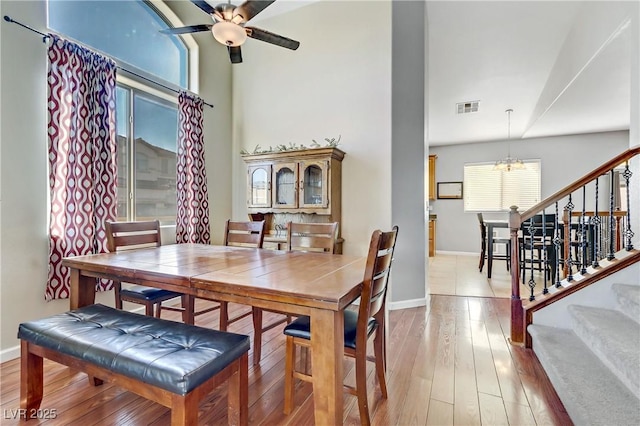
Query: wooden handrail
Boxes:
[{"xmin": 519, "ymin": 146, "xmax": 639, "ymax": 222}]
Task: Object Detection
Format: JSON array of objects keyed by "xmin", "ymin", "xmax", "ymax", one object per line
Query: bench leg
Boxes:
[
  {"xmin": 89, "ymin": 376, "xmax": 104, "ymax": 386},
  {"xmin": 20, "ymin": 341, "xmax": 43, "ymax": 417},
  {"xmin": 228, "ymin": 353, "xmax": 248, "ymax": 426},
  {"xmin": 171, "ymin": 393, "xmax": 199, "ymax": 426}
]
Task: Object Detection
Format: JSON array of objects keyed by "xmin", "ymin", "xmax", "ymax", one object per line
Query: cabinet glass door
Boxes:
[
  {"xmin": 273, "ymin": 163, "xmax": 297, "ymax": 208},
  {"xmin": 299, "ymin": 160, "xmax": 329, "ymax": 208},
  {"xmin": 247, "ymin": 165, "xmax": 271, "ymax": 208}
]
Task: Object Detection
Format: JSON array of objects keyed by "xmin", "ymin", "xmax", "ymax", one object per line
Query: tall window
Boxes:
[
  {"xmin": 463, "ymin": 160, "xmax": 541, "ymax": 212},
  {"xmin": 48, "ymin": 0, "xmax": 187, "ymax": 87},
  {"xmin": 116, "ymin": 86, "xmax": 178, "ymax": 223},
  {"xmin": 48, "ymin": 0, "xmax": 189, "ymax": 225}
]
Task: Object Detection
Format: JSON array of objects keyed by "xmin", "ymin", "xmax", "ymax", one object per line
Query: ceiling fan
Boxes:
[{"xmin": 160, "ymin": 0, "xmax": 300, "ymax": 64}]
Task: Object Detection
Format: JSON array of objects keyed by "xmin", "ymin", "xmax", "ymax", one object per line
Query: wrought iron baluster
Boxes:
[
  {"xmin": 580, "ymin": 186, "xmax": 588, "ymax": 274},
  {"xmin": 541, "ymin": 213, "xmax": 549, "ymax": 294},
  {"xmin": 565, "ymin": 194, "xmax": 575, "ymax": 281},
  {"xmin": 608, "ymin": 169, "xmax": 616, "ymax": 260},
  {"xmin": 527, "ymin": 218, "xmax": 536, "ymax": 301},
  {"xmin": 623, "ymin": 162, "xmax": 634, "ymax": 250},
  {"xmin": 554, "ymin": 202, "xmax": 562, "ymax": 287},
  {"xmin": 592, "ymin": 177, "xmax": 600, "ymax": 268}
]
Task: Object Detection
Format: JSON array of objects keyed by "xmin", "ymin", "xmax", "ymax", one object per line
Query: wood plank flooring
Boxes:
[
  {"xmin": 0, "ymin": 258, "xmax": 572, "ymax": 425},
  {"xmin": 429, "ymin": 254, "xmax": 513, "ymax": 298}
]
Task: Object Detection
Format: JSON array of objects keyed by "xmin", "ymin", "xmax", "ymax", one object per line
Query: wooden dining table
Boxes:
[{"xmin": 62, "ymin": 243, "xmax": 366, "ymax": 425}]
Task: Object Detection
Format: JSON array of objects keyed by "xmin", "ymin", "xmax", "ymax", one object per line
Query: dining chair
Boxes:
[
  {"xmin": 203, "ymin": 220, "xmax": 267, "ymax": 332},
  {"xmin": 519, "ymin": 214, "xmax": 557, "ymax": 284},
  {"xmin": 477, "ymin": 213, "xmax": 510, "ymax": 273},
  {"xmin": 563, "ymin": 214, "xmax": 593, "ymax": 274},
  {"xmin": 282, "ymin": 225, "xmax": 398, "ymax": 425},
  {"xmin": 107, "ymin": 220, "xmax": 223, "ymax": 323},
  {"xmin": 252, "ymin": 221, "xmax": 339, "ymax": 365},
  {"xmin": 223, "ymin": 219, "xmax": 266, "ymax": 248},
  {"xmin": 286, "ymin": 221, "xmax": 339, "ymax": 253},
  {"xmin": 106, "ymin": 220, "xmax": 186, "ymax": 320}
]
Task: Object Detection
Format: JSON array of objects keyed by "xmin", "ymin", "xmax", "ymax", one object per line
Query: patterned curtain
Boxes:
[
  {"xmin": 46, "ymin": 35, "xmax": 117, "ymax": 301},
  {"xmin": 176, "ymin": 92, "xmax": 211, "ymax": 244}
]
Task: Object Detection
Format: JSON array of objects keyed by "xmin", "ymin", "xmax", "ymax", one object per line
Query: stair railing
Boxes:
[{"xmin": 509, "ymin": 146, "xmax": 640, "ymax": 345}]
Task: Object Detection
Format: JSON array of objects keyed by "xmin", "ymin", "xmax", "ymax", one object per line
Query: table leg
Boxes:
[
  {"xmin": 69, "ymin": 269, "xmax": 96, "ymax": 309},
  {"xmin": 487, "ymin": 225, "xmax": 495, "ymax": 278},
  {"xmin": 183, "ymin": 295, "xmax": 195, "ymax": 325},
  {"xmin": 310, "ymin": 308, "xmax": 344, "ymax": 425}
]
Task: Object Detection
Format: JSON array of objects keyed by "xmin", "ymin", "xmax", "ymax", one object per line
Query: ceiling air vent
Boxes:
[{"xmin": 456, "ymin": 100, "xmax": 479, "ymax": 114}]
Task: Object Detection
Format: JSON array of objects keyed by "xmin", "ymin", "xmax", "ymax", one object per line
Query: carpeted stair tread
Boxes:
[
  {"xmin": 568, "ymin": 304, "xmax": 640, "ymax": 399},
  {"xmin": 613, "ymin": 283, "xmax": 640, "ymax": 321},
  {"xmin": 528, "ymin": 324, "xmax": 640, "ymax": 426}
]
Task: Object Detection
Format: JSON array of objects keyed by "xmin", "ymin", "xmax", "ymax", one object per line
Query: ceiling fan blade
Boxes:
[
  {"xmin": 245, "ymin": 26, "xmax": 300, "ymax": 50},
  {"xmin": 228, "ymin": 46, "xmax": 243, "ymax": 64},
  {"xmin": 233, "ymin": 1, "xmax": 275, "ymax": 23},
  {"xmin": 191, "ymin": 0, "xmax": 216, "ymax": 15},
  {"xmin": 160, "ymin": 24, "xmax": 213, "ymax": 35}
]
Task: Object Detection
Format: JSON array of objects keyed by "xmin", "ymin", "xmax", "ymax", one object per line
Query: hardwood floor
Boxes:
[
  {"xmin": 1, "ymin": 262, "xmax": 571, "ymax": 425},
  {"xmin": 429, "ymin": 254, "xmax": 513, "ymax": 298}
]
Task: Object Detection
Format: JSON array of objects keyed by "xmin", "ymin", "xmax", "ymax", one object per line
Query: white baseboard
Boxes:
[
  {"xmin": 435, "ymin": 250, "xmax": 479, "ymax": 256},
  {"xmin": 0, "ymin": 346, "xmax": 20, "ymax": 363},
  {"xmin": 388, "ymin": 297, "xmax": 427, "ymax": 310}
]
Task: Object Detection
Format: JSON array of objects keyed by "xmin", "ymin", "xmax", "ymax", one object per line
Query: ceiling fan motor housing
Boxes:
[{"xmin": 214, "ymin": 3, "xmax": 238, "ymax": 22}]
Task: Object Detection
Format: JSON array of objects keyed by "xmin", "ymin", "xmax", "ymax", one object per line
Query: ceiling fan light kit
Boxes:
[
  {"xmin": 161, "ymin": 0, "xmax": 300, "ymax": 64},
  {"xmin": 212, "ymin": 21, "xmax": 247, "ymax": 46}
]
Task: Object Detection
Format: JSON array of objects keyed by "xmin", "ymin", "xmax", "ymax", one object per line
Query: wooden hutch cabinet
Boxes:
[
  {"xmin": 242, "ymin": 147, "xmax": 345, "ymax": 252},
  {"xmin": 428, "ymin": 154, "xmax": 437, "ymax": 256},
  {"xmin": 428, "ymin": 154, "xmax": 437, "ymax": 200}
]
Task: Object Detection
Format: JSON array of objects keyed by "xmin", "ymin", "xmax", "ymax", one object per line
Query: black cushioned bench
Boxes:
[{"xmin": 18, "ymin": 304, "xmax": 250, "ymax": 425}]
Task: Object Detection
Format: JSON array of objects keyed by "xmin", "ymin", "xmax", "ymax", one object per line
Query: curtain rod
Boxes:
[{"xmin": 3, "ymin": 15, "xmax": 214, "ymax": 108}]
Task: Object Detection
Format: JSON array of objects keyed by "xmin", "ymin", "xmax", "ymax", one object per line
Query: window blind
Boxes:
[{"xmin": 464, "ymin": 160, "xmax": 541, "ymax": 212}]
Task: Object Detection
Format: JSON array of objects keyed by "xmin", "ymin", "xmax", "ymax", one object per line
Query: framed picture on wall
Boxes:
[{"xmin": 437, "ymin": 182, "xmax": 463, "ymax": 199}]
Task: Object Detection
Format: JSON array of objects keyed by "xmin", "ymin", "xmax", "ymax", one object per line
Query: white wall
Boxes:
[
  {"xmin": 430, "ymin": 131, "xmax": 630, "ymax": 253},
  {"xmin": 231, "ymin": 1, "xmax": 393, "ymax": 258},
  {"xmin": 0, "ymin": 0, "xmax": 233, "ymax": 360}
]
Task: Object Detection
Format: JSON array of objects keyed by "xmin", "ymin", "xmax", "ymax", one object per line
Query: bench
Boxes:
[{"xmin": 18, "ymin": 304, "xmax": 250, "ymax": 425}]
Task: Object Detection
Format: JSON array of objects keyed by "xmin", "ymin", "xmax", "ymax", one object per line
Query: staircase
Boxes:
[
  {"xmin": 505, "ymin": 147, "xmax": 640, "ymax": 425},
  {"xmin": 528, "ymin": 281, "xmax": 640, "ymax": 426}
]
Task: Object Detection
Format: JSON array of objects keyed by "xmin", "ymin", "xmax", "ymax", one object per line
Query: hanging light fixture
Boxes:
[{"xmin": 494, "ymin": 108, "xmax": 525, "ymax": 171}]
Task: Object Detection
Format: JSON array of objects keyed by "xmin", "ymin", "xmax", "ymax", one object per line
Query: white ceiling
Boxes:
[
  {"xmin": 251, "ymin": 0, "xmax": 634, "ymax": 146},
  {"xmin": 426, "ymin": 1, "xmax": 632, "ymax": 146}
]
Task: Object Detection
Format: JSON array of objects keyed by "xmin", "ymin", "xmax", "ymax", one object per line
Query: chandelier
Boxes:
[{"xmin": 494, "ymin": 108, "xmax": 525, "ymax": 171}]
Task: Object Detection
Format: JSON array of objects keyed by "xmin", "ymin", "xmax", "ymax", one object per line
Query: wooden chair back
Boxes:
[
  {"xmin": 106, "ymin": 220, "xmax": 161, "ymax": 252},
  {"xmin": 224, "ymin": 220, "xmax": 265, "ymax": 248},
  {"xmin": 477, "ymin": 213, "xmax": 487, "ymax": 241},
  {"xmin": 286, "ymin": 222, "xmax": 338, "ymax": 253},
  {"xmin": 521, "ymin": 213, "xmax": 556, "ymax": 239},
  {"xmin": 358, "ymin": 226, "xmax": 399, "ymax": 334}
]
